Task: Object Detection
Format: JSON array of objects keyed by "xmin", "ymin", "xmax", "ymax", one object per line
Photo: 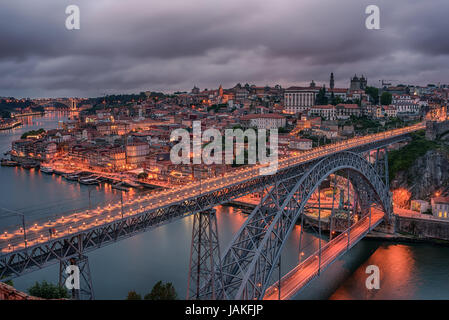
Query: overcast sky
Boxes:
[{"xmin": 1, "ymin": 0, "xmax": 448, "ymax": 98}]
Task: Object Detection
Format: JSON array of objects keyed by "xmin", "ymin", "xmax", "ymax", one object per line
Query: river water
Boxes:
[{"xmin": 1, "ymin": 112, "xmax": 449, "ymax": 300}]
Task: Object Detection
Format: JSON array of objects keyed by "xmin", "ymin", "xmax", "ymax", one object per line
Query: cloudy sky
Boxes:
[{"xmin": 1, "ymin": 0, "xmax": 448, "ymax": 98}]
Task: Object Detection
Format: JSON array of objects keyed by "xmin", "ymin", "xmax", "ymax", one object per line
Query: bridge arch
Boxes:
[{"xmin": 216, "ymin": 151, "xmax": 391, "ymax": 300}]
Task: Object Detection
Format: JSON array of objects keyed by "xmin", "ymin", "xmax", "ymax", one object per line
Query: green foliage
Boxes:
[
  {"xmin": 28, "ymin": 280, "xmax": 69, "ymax": 299},
  {"xmin": 0, "ymin": 98, "xmax": 35, "ymax": 111},
  {"xmin": 365, "ymin": 86, "xmax": 379, "ymax": 104},
  {"xmin": 330, "ymin": 95, "xmax": 344, "ymax": 106},
  {"xmin": 380, "ymin": 91, "xmax": 392, "ymax": 105},
  {"xmin": 126, "ymin": 291, "xmax": 142, "ymax": 300},
  {"xmin": 21, "ymin": 128, "xmax": 46, "ymax": 139},
  {"xmin": 345, "ymin": 116, "xmax": 379, "ymax": 133},
  {"xmin": 3, "ymin": 280, "xmax": 13, "ymax": 286},
  {"xmin": 315, "ymin": 87, "xmax": 328, "ymax": 105},
  {"xmin": 144, "ymin": 281, "xmax": 178, "ymax": 300},
  {"xmin": 388, "ymin": 130, "xmax": 439, "ymax": 183}
]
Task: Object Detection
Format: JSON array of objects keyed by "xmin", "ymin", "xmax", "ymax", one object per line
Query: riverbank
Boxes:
[
  {"xmin": 364, "ymin": 230, "xmax": 449, "ymax": 246},
  {"xmin": 0, "ymin": 120, "xmax": 22, "ymax": 131},
  {"xmin": 11, "ymin": 111, "xmax": 45, "ymax": 118},
  {"xmin": 227, "ymin": 198, "xmax": 449, "ymax": 246}
]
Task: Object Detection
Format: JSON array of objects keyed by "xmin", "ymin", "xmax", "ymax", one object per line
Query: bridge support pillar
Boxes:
[
  {"xmin": 59, "ymin": 255, "xmax": 94, "ymax": 300},
  {"xmin": 187, "ymin": 209, "xmax": 223, "ymax": 300}
]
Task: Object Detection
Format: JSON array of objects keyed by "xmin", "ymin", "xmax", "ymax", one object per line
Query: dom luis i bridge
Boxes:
[{"xmin": 0, "ymin": 122, "xmax": 428, "ymax": 300}]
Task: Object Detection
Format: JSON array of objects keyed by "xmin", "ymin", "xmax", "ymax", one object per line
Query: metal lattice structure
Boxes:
[
  {"xmin": 59, "ymin": 255, "xmax": 94, "ymax": 300},
  {"xmin": 214, "ymin": 151, "xmax": 391, "ymax": 300},
  {"xmin": 187, "ymin": 209, "xmax": 223, "ymax": 300},
  {"xmin": 0, "ymin": 130, "xmax": 412, "ymax": 288}
]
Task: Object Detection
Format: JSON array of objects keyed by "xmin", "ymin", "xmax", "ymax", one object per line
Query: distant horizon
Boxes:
[
  {"xmin": 2, "ymin": 79, "xmax": 446, "ymax": 100},
  {"xmin": 2, "ymin": 0, "xmax": 449, "ymax": 98}
]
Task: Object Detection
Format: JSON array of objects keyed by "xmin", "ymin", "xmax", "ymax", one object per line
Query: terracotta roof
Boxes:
[
  {"xmin": 240, "ymin": 114, "xmax": 285, "ymax": 120},
  {"xmin": 432, "ymin": 196, "xmax": 449, "ymax": 204}
]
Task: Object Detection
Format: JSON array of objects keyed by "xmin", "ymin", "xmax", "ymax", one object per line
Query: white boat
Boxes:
[
  {"xmin": 40, "ymin": 164, "xmax": 54, "ymax": 174},
  {"xmin": 79, "ymin": 176, "xmax": 100, "ymax": 185}
]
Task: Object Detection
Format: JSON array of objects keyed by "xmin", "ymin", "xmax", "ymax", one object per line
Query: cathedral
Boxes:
[{"xmin": 350, "ymin": 74, "xmax": 367, "ymax": 91}]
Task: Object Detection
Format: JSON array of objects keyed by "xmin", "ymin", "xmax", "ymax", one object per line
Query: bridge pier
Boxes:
[
  {"xmin": 59, "ymin": 255, "xmax": 94, "ymax": 300},
  {"xmin": 187, "ymin": 209, "xmax": 223, "ymax": 300}
]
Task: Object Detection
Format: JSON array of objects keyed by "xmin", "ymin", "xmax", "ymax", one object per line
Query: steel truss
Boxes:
[
  {"xmin": 59, "ymin": 255, "xmax": 94, "ymax": 300},
  {"xmin": 214, "ymin": 151, "xmax": 391, "ymax": 300},
  {"xmin": 187, "ymin": 209, "xmax": 223, "ymax": 300},
  {"xmin": 0, "ymin": 137, "xmax": 402, "ymax": 283}
]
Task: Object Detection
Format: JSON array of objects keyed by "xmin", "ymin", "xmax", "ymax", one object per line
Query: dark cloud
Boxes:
[{"xmin": 0, "ymin": 0, "xmax": 448, "ymax": 97}]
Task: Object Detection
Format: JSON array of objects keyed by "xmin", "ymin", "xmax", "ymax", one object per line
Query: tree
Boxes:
[
  {"xmin": 144, "ymin": 281, "xmax": 178, "ymax": 300},
  {"xmin": 315, "ymin": 87, "xmax": 328, "ymax": 105},
  {"xmin": 126, "ymin": 290, "xmax": 142, "ymax": 300},
  {"xmin": 3, "ymin": 279, "xmax": 13, "ymax": 286},
  {"xmin": 365, "ymin": 86, "xmax": 379, "ymax": 104},
  {"xmin": 28, "ymin": 280, "xmax": 69, "ymax": 299},
  {"xmin": 21, "ymin": 128, "xmax": 46, "ymax": 139},
  {"xmin": 380, "ymin": 91, "xmax": 392, "ymax": 105}
]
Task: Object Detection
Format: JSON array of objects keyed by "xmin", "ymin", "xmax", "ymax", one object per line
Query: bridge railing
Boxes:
[{"xmin": 0, "ymin": 123, "xmax": 424, "ymax": 254}]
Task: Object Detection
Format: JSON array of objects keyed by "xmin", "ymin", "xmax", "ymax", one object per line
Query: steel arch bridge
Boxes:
[{"xmin": 197, "ymin": 151, "xmax": 391, "ymax": 300}]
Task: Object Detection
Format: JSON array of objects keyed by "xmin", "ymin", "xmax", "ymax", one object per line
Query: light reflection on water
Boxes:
[{"xmin": 1, "ymin": 112, "xmax": 449, "ymax": 299}]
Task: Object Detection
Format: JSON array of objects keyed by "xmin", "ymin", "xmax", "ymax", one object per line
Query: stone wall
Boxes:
[
  {"xmin": 426, "ymin": 120, "xmax": 449, "ymax": 140},
  {"xmin": 394, "ymin": 215, "xmax": 449, "ymax": 241}
]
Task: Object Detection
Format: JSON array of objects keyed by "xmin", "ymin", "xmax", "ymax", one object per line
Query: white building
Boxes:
[
  {"xmin": 289, "ymin": 138, "xmax": 313, "ymax": 150},
  {"xmin": 284, "ymin": 86, "xmax": 320, "ymax": 114},
  {"xmin": 336, "ymin": 104, "xmax": 361, "ymax": 119},
  {"xmin": 309, "ymin": 105, "xmax": 336, "ymax": 120},
  {"xmin": 384, "ymin": 105, "xmax": 398, "ymax": 118},
  {"xmin": 240, "ymin": 114, "xmax": 286, "ymax": 130},
  {"xmin": 126, "ymin": 142, "xmax": 149, "ymax": 166},
  {"xmin": 431, "ymin": 196, "xmax": 449, "ymax": 219}
]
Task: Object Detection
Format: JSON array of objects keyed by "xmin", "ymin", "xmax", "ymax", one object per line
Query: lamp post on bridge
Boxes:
[{"xmin": 1, "ymin": 207, "xmax": 27, "ymax": 248}]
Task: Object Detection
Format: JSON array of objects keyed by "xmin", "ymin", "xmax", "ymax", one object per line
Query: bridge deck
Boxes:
[
  {"xmin": 264, "ymin": 210, "xmax": 384, "ymax": 300},
  {"xmin": 0, "ymin": 124, "xmax": 421, "ymax": 263}
]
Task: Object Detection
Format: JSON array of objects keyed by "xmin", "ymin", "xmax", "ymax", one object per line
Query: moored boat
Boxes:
[
  {"xmin": 40, "ymin": 164, "xmax": 54, "ymax": 174},
  {"xmin": 22, "ymin": 162, "xmax": 39, "ymax": 169},
  {"xmin": 79, "ymin": 176, "xmax": 100, "ymax": 185},
  {"xmin": 1, "ymin": 159, "xmax": 19, "ymax": 167}
]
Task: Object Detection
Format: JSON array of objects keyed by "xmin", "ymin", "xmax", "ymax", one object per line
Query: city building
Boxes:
[
  {"xmin": 336, "ymin": 104, "xmax": 361, "ymax": 119},
  {"xmin": 289, "ymin": 137, "xmax": 313, "ymax": 150},
  {"xmin": 309, "ymin": 105, "xmax": 336, "ymax": 120},
  {"xmin": 240, "ymin": 114, "xmax": 286, "ymax": 129},
  {"xmin": 350, "ymin": 74, "xmax": 367, "ymax": 91},
  {"xmin": 126, "ymin": 142, "xmax": 150, "ymax": 167},
  {"xmin": 284, "ymin": 86, "xmax": 320, "ymax": 114},
  {"xmin": 431, "ymin": 196, "xmax": 449, "ymax": 219}
]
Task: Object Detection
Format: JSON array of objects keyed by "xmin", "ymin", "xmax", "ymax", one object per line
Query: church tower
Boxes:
[{"xmin": 330, "ymin": 73, "xmax": 335, "ymax": 90}]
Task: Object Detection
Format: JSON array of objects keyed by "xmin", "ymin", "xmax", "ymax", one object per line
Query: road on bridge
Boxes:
[
  {"xmin": 264, "ymin": 209, "xmax": 384, "ymax": 300},
  {"xmin": 0, "ymin": 124, "xmax": 422, "ymax": 254}
]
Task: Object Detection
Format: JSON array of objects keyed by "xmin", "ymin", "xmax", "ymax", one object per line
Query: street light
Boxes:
[{"xmin": 0, "ymin": 207, "xmax": 27, "ymax": 248}]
